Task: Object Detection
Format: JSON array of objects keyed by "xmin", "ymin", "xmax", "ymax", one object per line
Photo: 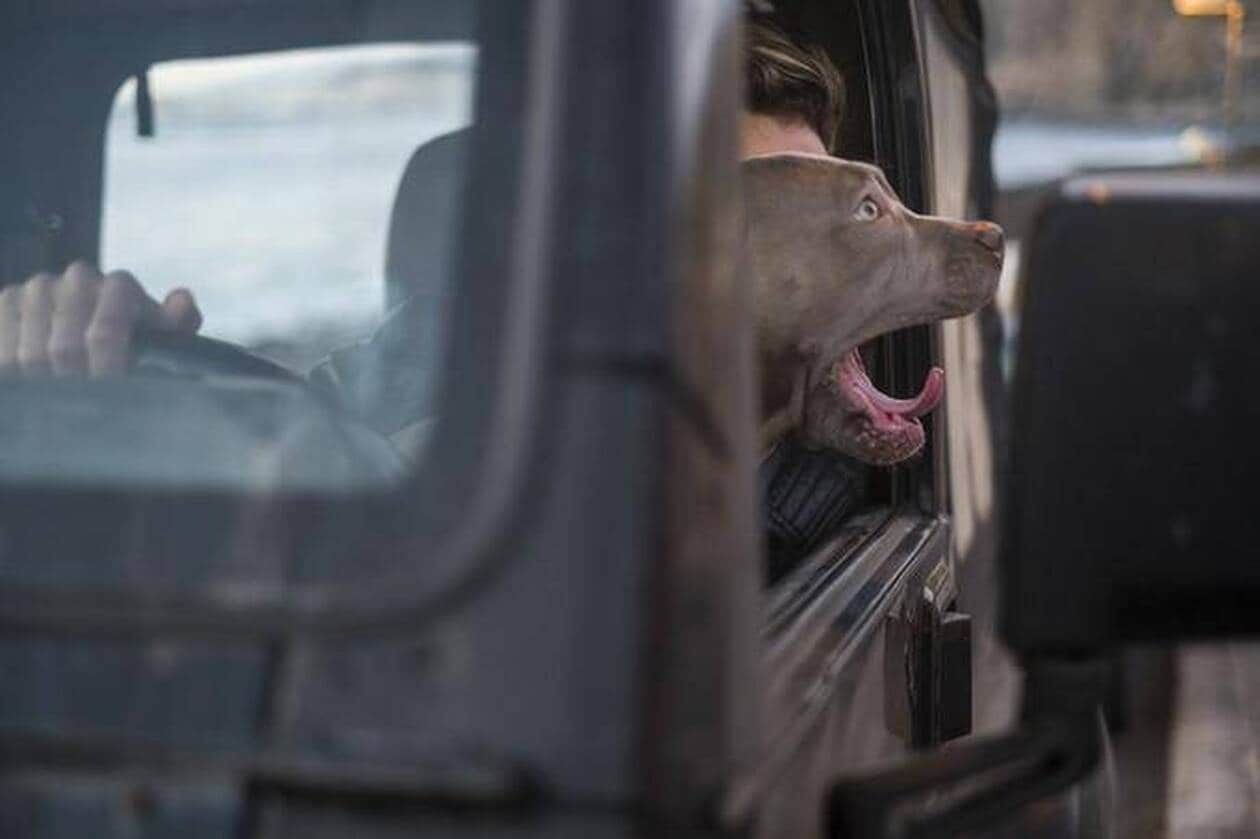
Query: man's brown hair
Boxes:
[{"xmin": 746, "ymin": 17, "xmax": 846, "ymax": 151}]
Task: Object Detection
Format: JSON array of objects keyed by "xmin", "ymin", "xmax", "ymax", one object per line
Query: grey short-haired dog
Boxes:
[{"xmin": 748, "ymin": 154, "xmax": 1003, "ymax": 465}]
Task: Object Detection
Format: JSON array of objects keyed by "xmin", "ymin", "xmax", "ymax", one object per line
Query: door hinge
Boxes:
[{"xmin": 885, "ymin": 591, "xmax": 972, "ymax": 748}]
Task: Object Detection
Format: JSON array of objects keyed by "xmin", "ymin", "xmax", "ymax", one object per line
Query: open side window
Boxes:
[
  {"xmin": 754, "ymin": 4, "xmax": 974, "ymax": 799},
  {"xmin": 759, "ymin": 0, "xmax": 949, "ymax": 592}
]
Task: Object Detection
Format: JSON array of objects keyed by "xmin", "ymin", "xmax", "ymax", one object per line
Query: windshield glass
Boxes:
[
  {"xmin": 104, "ymin": 43, "xmax": 475, "ymax": 363},
  {"xmin": 0, "ymin": 3, "xmax": 482, "ymax": 493}
]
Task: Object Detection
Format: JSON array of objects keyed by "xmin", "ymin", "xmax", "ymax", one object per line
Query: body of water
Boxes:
[{"xmin": 994, "ymin": 118, "xmax": 1206, "ymax": 188}]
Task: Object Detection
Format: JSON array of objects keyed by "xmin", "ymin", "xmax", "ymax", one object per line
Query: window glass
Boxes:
[{"xmin": 104, "ymin": 44, "xmax": 475, "ymax": 367}]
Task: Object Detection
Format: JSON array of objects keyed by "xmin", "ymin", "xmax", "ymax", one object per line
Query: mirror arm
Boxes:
[{"xmin": 827, "ymin": 656, "xmax": 1109, "ymax": 838}]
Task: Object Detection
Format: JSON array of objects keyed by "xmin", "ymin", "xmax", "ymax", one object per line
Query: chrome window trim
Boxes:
[{"xmin": 729, "ymin": 513, "xmax": 949, "ymax": 818}]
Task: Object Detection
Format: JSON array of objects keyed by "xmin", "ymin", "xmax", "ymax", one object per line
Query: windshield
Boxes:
[
  {"xmin": 104, "ymin": 43, "xmax": 475, "ymax": 363},
  {"xmin": 0, "ymin": 2, "xmax": 482, "ymax": 493}
]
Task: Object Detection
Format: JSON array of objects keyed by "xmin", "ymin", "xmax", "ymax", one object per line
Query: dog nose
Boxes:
[{"xmin": 969, "ymin": 221, "xmax": 1004, "ymax": 253}]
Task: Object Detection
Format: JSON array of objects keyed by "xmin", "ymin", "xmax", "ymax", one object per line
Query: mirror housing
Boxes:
[{"xmin": 1004, "ymin": 171, "xmax": 1260, "ymax": 653}]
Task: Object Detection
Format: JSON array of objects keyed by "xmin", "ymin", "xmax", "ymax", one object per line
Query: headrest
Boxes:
[{"xmin": 384, "ymin": 126, "xmax": 470, "ymax": 308}]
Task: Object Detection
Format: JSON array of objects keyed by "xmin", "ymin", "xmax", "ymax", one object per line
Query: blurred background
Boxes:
[
  {"xmin": 979, "ymin": 0, "xmax": 1256, "ymax": 378},
  {"xmin": 987, "ymin": 0, "xmax": 1248, "ymax": 124}
]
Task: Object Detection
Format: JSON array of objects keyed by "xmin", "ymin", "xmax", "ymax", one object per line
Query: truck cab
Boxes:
[{"xmin": 0, "ymin": 2, "xmax": 1117, "ymax": 837}]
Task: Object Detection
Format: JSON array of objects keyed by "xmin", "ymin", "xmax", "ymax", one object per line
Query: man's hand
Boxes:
[{"xmin": 0, "ymin": 261, "xmax": 201, "ymax": 376}]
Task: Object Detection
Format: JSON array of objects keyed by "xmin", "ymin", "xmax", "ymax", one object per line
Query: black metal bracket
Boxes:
[{"xmin": 830, "ymin": 655, "xmax": 1108, "ymax": 838}]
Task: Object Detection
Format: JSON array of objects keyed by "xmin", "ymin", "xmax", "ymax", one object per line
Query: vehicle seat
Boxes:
[
  {"xmin": 309, "ymin": 126, "xmax": 470, "ymax": 434},
  {"xmin": 384, "ymin": 126, "xmax": 470, "ymax": 308}
]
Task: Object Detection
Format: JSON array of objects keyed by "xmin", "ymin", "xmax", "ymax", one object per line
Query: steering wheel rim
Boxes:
[
  {"xmin": 133, "ymin": 329, "xmax": 304, "ymax": 383},
  {"xmin": 0, "ymin": 329, "xmax": 408, "ymax": 491}
]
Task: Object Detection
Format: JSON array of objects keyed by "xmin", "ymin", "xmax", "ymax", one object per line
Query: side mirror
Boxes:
[
  {"xmin": 1005, "ymin": 171, "xmax": 1260, "ymax": 651},
  {"xmin": 830, "ymin": 170, "xmax": 1260, "ymax": 836}
]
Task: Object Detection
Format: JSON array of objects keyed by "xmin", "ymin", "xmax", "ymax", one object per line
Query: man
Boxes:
[{"xmin": 0, "ymin": 14, "xmax": 860, "ymax": 576}]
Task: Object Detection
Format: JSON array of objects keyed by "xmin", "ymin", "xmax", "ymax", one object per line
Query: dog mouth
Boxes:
[{"xmin": 830, "ymin": 348, "xmax": 944, "ymax": 466}]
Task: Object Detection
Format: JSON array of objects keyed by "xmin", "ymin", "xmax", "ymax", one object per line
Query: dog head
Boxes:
[{"xmin": 745, "ymin": 153, "xmax": 1003, "ymax": 464}]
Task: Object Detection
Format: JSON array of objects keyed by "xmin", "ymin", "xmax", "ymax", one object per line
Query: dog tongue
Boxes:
[{"xmin": 839, "ymin": 349, "xmax": 944, "ymax": 421}]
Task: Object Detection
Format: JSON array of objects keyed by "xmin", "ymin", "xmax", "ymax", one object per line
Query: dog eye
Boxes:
[{"xmin": 853, "ymin": 198, "xmax": 881, "ymax": 222}]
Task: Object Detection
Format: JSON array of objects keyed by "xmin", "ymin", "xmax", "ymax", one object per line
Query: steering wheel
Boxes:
[
  {"xmin": 132, "ymin": 329, "xmax": 306, "ymax": 383},
  {"xmin": 0, "ymin": 328, "xmax": 408, "ymax": 490}
]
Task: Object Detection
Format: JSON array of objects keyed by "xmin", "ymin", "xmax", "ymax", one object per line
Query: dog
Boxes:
[{"xmin": 746, "ymin": 154, "xmax": 1003, "ymax": 465}]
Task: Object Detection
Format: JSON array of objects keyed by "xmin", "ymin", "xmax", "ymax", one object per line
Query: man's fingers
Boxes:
[
  {"xmin": 48, "ymin": 261, "xmax": 100, "ymax": 374},
  {"xmin": 16, "ymin": 273, "xmax": 55, "ymax": 373},
  {"xmin": 85, "ymin": 270, "xmax": 151, "ymax": 377},
  {"xmin": 157, "ymin": 288, "xmax": 202, "ymax": 334},
  {"xmin": 0, "ymin": 287, "xmax": 20, "ymax": 374},
  {"xmin": 0, "ymin": 263, "xmax": 177, "ymax": 377}
]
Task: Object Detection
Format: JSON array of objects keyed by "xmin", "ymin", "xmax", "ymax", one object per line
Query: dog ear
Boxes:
[
  {"xmin": 741, "ymin": 154, "xmax": 807, "ymax": 209},
  {"xmin": 742, "ymin": 154, "xmax": 848, "ymax": 222},
  {"xmin": 741, "ymin": 152, "xmax": 844, "ymax": 192},
  {"xmin": 740, "ymin": 153, "xmax": 807, "ymax": 176}
]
